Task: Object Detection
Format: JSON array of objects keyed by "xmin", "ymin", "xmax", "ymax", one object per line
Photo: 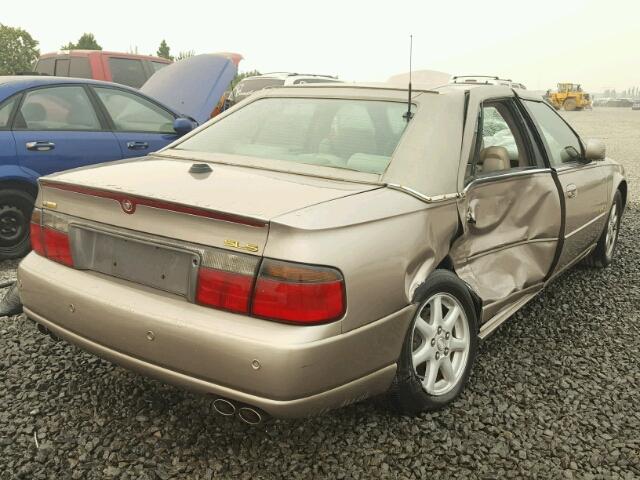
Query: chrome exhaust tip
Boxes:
[
  {"xmin": 237, "ymin": 407, "xmax": 263, "ymax": 425},
  {"xmin": 212, "ymin": 398, "xmax": 236, "ymax": 416}
]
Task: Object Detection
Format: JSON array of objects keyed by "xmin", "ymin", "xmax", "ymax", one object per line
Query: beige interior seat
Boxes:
[{"xmin": 479, "ymin": 146, "xmax": 510, "ymax": 173}]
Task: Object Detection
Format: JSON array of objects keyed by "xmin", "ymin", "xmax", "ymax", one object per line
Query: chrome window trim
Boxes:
[
  {"xmin": 386, "ymin": 184, "xmax": 461, "ymax": 204},
  {"xmin": 463, "ymin": 167, "xmax": 552, "ymax": 194}
]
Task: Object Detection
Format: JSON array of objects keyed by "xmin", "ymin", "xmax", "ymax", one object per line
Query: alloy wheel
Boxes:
[
  {"xmin": 411, "ymin": 293, "xmax": 470, "ymax": 396},
  {"xmin": 605, "ymin": 202, "xmax": 619, "ymax": 259}
]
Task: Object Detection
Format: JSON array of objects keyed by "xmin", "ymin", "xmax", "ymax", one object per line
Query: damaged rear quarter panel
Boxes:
[{"xmin": 267, "ymin": 188, "xmax": 459, "ymax": 333}]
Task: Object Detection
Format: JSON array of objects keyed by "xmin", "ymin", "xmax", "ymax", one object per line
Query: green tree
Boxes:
[
  {"xmin": 62, "ymin": 33, "xmax": 102, "ymax": 50},
  {"xmin": 156, "ymin": 40, "xmax": 173, "ymax": 60},
  {"xmin": 176, "ymin": 50, "xmax": 195, "ymax": 61},
  {"xmin": 0, "ymin": 24, "xmax": 39, "ymax": 75}
]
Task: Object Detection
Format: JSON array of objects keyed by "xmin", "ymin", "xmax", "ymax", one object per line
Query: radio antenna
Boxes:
[{"xmin": 403, "ymin": 34, "xmax": 414, "ymax": 121}]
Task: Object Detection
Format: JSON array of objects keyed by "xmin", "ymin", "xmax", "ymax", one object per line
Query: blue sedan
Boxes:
[
  {"xmin": 0, "ymin": 76, "xmax": 196, "ymax": 258},
  {"xmin": 0, "ymin": 55, "xmax": 237, "ymax": 259}
]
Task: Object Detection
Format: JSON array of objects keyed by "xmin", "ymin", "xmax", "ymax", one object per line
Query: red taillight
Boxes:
[
  {"xmin": 30, "ymin": 209, "xmax": 45, "ymax": 256},
  {"xmin": 196, "ymin": 267, "xmax": 253, "ymax": 313},
  {"xmin": 251, "ymin": 259, "xmax": 345, "ymax": 324},
  {"xmin": 195, "ymin": 249, "xmax": 260, "ymax": 314},
  {"xmin": 43, "ymin": 227, "xmax": 73, "ymax": 266},
  {"xmin": 30, "ymin": 208, "xmax": 73, "ymax": 266},
  {"xmin": 195, "ymin": 253, "xmax": 345, "ymax": 324}
]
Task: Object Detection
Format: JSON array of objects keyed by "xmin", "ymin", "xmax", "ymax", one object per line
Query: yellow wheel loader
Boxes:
[{"xmin": 546, "ymin": 83, "xmax": 592, "ymax": 111}]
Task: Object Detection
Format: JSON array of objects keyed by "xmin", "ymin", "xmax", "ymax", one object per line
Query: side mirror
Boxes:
[
  {"xmin": 584, "ymin": 139, "xmax": 606, "ymax": 161},
  {"xmin": 173, "ymin": 117, "xmax": 196, "ymax": 136}
]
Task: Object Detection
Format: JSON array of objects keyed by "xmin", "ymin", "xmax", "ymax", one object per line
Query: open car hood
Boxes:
[{"xmin": 140, "ymin": 53, "xmax": 240, "ymax": 124}]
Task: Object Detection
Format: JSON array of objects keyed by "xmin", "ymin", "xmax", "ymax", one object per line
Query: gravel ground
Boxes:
[{"xmin": 1, "ymin": 108, "xmax": 639, "ymax": 479}]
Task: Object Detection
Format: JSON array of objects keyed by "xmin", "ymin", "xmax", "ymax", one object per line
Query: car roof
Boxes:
[
  {"xmin": 39, "ymin": 50, "xmax": 172, "ymax": 63},
  {"xmin": 0, "ymin": 75, "xmax": 141, "ymax": 92},
  {"xmin": 0, "ymin": 75, "xmax": 178, "ymax": 114}
]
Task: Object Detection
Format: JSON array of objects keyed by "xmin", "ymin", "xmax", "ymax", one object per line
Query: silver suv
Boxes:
[
  {"xmin": 228, "ymin": 73, "xmax": 342, "ymax": 106},
  {"xmin": 450, "ymin": 75, "xmax": 527, "ymax": 90}
]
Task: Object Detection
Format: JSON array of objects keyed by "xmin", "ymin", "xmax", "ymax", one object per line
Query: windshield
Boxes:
[{"xmin": 176, "ymin": 97, "xmax": 409, "ymax": 174}]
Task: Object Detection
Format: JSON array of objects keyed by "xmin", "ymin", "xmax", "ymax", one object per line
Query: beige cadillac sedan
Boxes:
[{"xmin": 18, "ymin": 84, "xmax": 626, "ymax": 423}]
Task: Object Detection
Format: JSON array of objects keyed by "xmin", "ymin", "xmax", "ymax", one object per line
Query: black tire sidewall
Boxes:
[
  {"xmin": 391, "ymin": 270, "xmax": 479, "ymax": 414},
  {"xmin": 0, "ymin": 189, "xmax": 35, "ymax": 259},
  {"xmin": 589, "ymin": 190, "xmax": 622, "ymax": 268}
]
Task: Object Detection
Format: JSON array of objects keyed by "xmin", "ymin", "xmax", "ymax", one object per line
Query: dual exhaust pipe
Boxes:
[
  {"xmin": 212, "ymin": 398, "xmax": 267, "ymax": 425},
  {"xmin": 34, "ymin": 320, "xmax": 267, "ymax": 425}
]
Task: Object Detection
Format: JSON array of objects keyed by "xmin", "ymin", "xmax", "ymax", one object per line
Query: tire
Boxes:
[
  {"xmin": 0, "ymin": 189, "xmax": 35, "ymax": 260},
  {"xmin": 386, "ymin": 270, "xmax": 479, "ymax": 415},
  {"xmin": 564, "ymin": 99, "xmax": 577, "ymax": 111},
  {"xmin": 586, "ymin": 190, "xmax": 622, "ymax": 268}
]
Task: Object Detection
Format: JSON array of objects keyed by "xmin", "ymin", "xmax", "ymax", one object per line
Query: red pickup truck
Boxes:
[{"xmin": 34, "ymin": 50, "xmax": 172, "ymax": 88}]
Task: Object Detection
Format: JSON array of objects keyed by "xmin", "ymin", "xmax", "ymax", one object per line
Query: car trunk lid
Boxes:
[{"xmin": 38, "ymin": 155, "xmax": 379, "ymax": 255}]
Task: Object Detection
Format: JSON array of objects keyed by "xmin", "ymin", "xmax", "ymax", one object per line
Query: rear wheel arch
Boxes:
[
  {"xmin": 617, "ymin": 180, "xmax": 627, "ymax": 211},
  {"xmin": 0, "ymin": 179, "xmax": 38, "ymax": 198},
  {"xmin": 388, "ymin": 268, "xmax": 480, "ymax": 414},
  {"xmin": 412, "ymin": 266, "xmax": 483, "ymax": 332}
]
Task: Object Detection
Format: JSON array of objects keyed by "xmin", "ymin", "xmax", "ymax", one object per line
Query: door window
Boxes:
[
  {"xmin": 15, "ymin": 86, "xmax": 101, "ymax": 131},
  {"xmin": 93, "ymin": 87, "xmax": 175, "ymax": 133},
  {"xmin": 54, "ymin": 59, "xmax": 70, "ymax": 76},
  {"xmin": 69, "ymin": 57, "xmax": 92, "ymax": 78},
  {"xmin": 468, "ymin": 100, "xmax": 533, "ymax": 179},
  {"xmin": 108, "ymin": 58, "xmax": 147, "ymax": 88},
  {"xmin": 0, "ymin": 96, "xmax": 18, "ymax": 128},
  {"xmin": 34, "ymin": 58, "xmax": 54, "ymax": 76},
  {"xmin": 524, "ymin": 100, "xmax": 583, "ymax": 166}
]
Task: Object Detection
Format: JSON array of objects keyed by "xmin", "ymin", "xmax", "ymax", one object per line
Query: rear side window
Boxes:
[
  {"xmin": 34, "ymin": 58, "xmax": 54, "ymax": 76},
  {"xmin": 69, "ymin": 57, "xmax": 92, "ymax": 78},
  {"xmin": 94, "ymin": 87, "xmax": 175, "ymax": 133},
  {"xmin": 0, "ymin": 96, "xmax": 18, "ymax": 128},
  {"xmin": 524, "ymin": 100, "xmax": 583, "ymax": 166},
  {"xmin": 108, "ymin": 58, "xmax": 147, "ymax": 88},
  {"xmin": 15, "ymin": 86, "xmax": 101, "ymax": 131},
  {"xmin": 54, "ymin": 59, "xmax": 70, "ymax": 76},
  {"xmin": 151, "ymin": 61, "xmax": 169, "ymax": 72}
]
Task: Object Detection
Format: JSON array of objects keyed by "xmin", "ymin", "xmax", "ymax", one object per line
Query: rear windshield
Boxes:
[{"xmin": 176, "ymin": 98, "xmax": 409, "ymax": 174}]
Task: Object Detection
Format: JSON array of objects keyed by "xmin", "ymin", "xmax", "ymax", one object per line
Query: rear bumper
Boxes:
[{"xmin": 18, "ymin": 253, "xmax": 413, "ymax": 418}]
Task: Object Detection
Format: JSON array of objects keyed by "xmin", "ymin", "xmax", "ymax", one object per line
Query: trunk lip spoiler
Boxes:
[{"xmin": 38, "ymin": 180, "xmax": 268, "ymax": 228}]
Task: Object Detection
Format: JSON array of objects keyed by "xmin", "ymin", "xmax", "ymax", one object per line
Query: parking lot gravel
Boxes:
[{"xmin": 1, "ymin": 108, "xmax": 638, "ymax": 480}]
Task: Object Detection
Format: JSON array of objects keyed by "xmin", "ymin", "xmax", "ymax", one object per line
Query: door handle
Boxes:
[
  {"xmin": 126, "ymin": 141, "xmax": 149, "ymax": 150},
  {"xmin": 26, "ymin": 141, "xmax": 55, "ymax": 152},
  {"xmin": 566, "ymin": 184, "xmax": 578, "ymax": 199}
]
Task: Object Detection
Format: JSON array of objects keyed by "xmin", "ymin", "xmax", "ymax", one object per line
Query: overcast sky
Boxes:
[{"xmin": 4, "ymin": 0, "xmax": 639, "ymax": 92}]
